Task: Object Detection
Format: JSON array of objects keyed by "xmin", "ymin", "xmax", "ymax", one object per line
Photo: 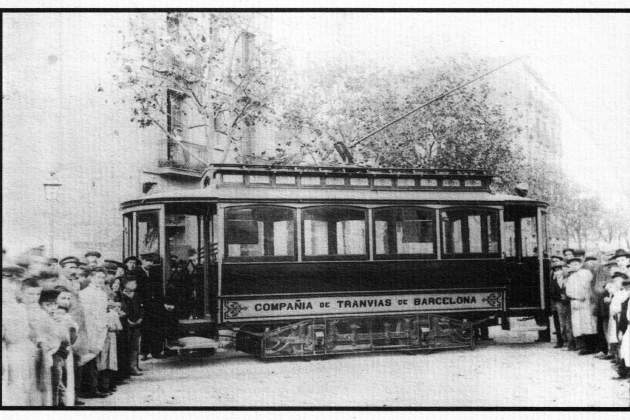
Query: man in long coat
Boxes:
[
  {"xmin": 76, "ymin": 267, "xmax": 108, "ymax": 398},
  {"xmin": 565, "ymin": 257, "xmax": 598, "ymax": 355}
]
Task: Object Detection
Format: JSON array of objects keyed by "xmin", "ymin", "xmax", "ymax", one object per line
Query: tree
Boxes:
[
  {"xmin": 113, "ymin": 12, "xmax": 282, "ymax": 165},
  {"xmin": 277, "ymin": 57, "xmax": 524, "ymax": 190}
]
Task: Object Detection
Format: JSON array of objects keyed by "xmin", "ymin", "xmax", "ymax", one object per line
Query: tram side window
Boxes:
[
  {"xmin": 303, "ymin": 207, "xmax": 367, "ymax": 258},
  {"xmin": 374, "ymin": 207, "xmax": 436, "ymax": 257},
  {"xmin": 225, "ymin": 206, "xmax": 296, "ymax": 260},
  {"xmin": 441, "ymin": 209, "xmax": 500, "ymax": 257},
  {"xmin": 520, "ymin": 217, "xmax": 538, "ymax": 257}
]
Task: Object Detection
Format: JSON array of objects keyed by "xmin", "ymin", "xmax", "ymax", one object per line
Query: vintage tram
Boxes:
[{"xmin": 120, "ymin": 164, "xmax": 550, "ymax": 359}]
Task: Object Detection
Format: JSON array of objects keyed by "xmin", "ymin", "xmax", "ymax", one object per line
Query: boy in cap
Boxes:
[{"xmin": 549, "ymin": 260, "xmax": 571, "ymax": 348}]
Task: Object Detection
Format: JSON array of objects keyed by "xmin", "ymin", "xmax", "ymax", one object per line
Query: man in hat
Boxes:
[
  {"xmin": 84, "ymin": 251, "xmax": 102, "ymax": 268},
  {"xmin": 608, "ymin": 271, "xmax": 630, "ymax": 379},
  {"xmin": 609, "ymin": 249, "xmax": 630, "ymax": 275},
  {"xmin": 565, "ymin": 256, "xmax": 598, "ymax": 354},
  {"xmin": 58, "ymin": 256, "xmax": 81, "ymax": 291},
  {"xmin": 592, "ymin": 260, "xmax": 615, "ymax": 358},
  {"xmin": 76, "ymin": 267, "xmax": 109, "ymax": 398},
  {"xmin": 549, "ymin": 260, "xmax": 572, "ymax": 348}
]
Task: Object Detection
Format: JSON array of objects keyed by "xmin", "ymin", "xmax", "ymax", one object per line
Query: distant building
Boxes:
[{"xmin": 494, "ymin": 62, "xmax": 564, "ymax": 170}]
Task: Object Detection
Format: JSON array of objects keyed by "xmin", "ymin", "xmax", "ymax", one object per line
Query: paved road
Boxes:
[{"xmin": 85, "ymin": 322, "xmax": 630, "ymax": 407}]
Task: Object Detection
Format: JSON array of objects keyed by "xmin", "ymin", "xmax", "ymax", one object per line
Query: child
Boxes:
[
  {"xmin": 39, "ymin": 288, "xmax": 70, "ymax": 406},
  {"xmin": 54, "ymin": 286, "xmax": 80, "ymax": 406},
  {"xmin": 97, "ymin": 298, "xmax": 123, "ymax": 393}
]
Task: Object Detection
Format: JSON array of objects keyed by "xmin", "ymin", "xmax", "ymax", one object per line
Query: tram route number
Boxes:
[{"xmin": 222, "ymin": 290, "xmax": 504, "ymax": 320}]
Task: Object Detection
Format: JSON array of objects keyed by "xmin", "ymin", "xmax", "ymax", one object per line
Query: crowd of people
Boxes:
[
  {"xmin": 549, "ymin": 248, "xmax": 630, "ymax": 380},
  {"xmin": 1, "ymin": 247, "xmax": 180, "ymax": 406}
]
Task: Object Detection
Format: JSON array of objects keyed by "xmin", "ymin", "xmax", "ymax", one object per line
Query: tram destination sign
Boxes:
[{"xmin": 222, "ymin": 290, "xmax": 504, "ymax": 321}]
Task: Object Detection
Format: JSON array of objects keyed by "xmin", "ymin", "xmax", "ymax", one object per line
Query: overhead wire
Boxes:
[{"xmin": 348, "ymin": 56, "xmax": 525, "ymax": 149}]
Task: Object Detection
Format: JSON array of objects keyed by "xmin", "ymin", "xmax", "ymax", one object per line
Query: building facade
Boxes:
[{"xmin": 2, "ymin": 13, "xmax": 270, "ymax": 260}]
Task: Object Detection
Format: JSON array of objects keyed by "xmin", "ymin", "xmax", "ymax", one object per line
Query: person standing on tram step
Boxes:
[
  {"xmin": 564, "ymin": 256, "xmax": 598, "ymax": 355},
  {"xmin": 138, "ymin": 253, "xmax": 163, "ymax": 360},
  {"xmin": 549, "ymin": 260, "xmax": 571, "ymax": 348},
  {"xmin": 186, "ymin": 249, "xmax": 204, "ymax": 319},
  {"xmin": 84, "ymin": 251, "xmax": 102, "ymax": 268}
]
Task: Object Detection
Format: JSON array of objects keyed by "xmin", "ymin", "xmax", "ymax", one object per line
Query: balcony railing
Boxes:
[{"xmin": 161, "ymin": 140, "xmax": 209, "ymax": 172}]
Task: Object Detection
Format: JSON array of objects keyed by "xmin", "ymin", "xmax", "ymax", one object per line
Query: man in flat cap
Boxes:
[
  {"xmin": 565, "ymin": 256, "xmax": 598, "ymax": 355},
  {"xmin": 84, "ymin": 251, "xmax": 102, "ymax": 268}
]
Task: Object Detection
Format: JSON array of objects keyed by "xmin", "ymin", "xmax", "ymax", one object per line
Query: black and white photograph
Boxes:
[{"xmin": 2, "ymin": 5, "xmax": 630, "ymax": 409}]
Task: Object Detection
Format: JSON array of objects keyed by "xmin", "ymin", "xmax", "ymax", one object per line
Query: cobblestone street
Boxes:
[{"xmin": 85, "ymin": 321, "xmax": 630, "ymax": 407}]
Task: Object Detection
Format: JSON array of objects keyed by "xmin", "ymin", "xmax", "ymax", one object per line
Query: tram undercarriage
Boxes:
[{"xmin": 235, "ymin": 313, "xmax": 476, "ymax": 359}]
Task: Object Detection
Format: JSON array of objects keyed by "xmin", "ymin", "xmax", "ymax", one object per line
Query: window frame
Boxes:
[
  {"xmin": 301, "ymin": 205, "xmax": 369, "ymax": 261},
  {"xmin": 135, "ymin": 210, "xmax": 161, "ymax": 259},
  {"xmin": 372, "ymin": 206, "xmax": 438, "ymax": 260},
  {"xmin": 440, "ymin": 206, "xmax": 501, "ymax": 259},
  {"xmin": 223, "ymin": 205, "xmax": 298, "ymax": 263}
]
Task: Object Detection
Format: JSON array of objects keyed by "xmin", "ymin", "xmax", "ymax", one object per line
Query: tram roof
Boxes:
[{"xmin": 121, "ymin": 186, "xmax": 546, "ymax": 209}]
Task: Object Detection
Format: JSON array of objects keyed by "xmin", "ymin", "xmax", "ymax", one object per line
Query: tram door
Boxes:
[
  {"xmin": 504, "ymin": 205, "xmax": 542, "ymax": 310},
  {"xmin": 164, "ymin": 203, "xmax": 217, "ymax": 324}
]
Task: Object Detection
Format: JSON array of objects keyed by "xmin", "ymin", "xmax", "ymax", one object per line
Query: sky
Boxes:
[{"xmin": 254, "ymin": 12, "xmax": 630, "ymax": 209}]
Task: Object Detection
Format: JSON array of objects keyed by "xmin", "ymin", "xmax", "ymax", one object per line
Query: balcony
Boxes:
[{"xmin": 147, "ymin": 140, "xmax": 209, "ymax": 180}]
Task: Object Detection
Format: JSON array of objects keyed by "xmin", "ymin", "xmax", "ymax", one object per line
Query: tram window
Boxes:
[
  {"xmin": 441, "ymin": 208, "xmax": 500, "ymax": 257},
  {"xmin": 521, "ymin": 217, "xmax": 538, "ymax": 257},
  {"xmin": 541, "ymin": 211, "xmax": 549, "ymax": 255},
  {"xmin": 303, "ymin": 207, "xmax": 367, "ymax": 258},
  {"xmin": 137, "ymin": 212, "xmax": 159, "ymax": 256},
  {"xmin": 374, "ymin": 207, "xmax": 435, "ymax": 257},
  {"xmin": 225, "ymin": 206, "xmax": 296, "ymax": 260},
  {"xmin": 123, "ymin": 213, "xmax": 133, "ymax": 259},
  {"xmin": 504, "ymin": 221, "xmax": 516, "ymax": 257}
]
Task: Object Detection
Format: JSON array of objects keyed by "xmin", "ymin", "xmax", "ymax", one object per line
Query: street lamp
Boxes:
[{"xmin": 44, "ymin": 173, "xmax": 62, "ymax": 257}]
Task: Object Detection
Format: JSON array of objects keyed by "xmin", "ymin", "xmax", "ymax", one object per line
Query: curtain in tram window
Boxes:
[
  {"xmin": 336, "ymin": 220, "xmax": 365, "ymax": 255},
  {"xmin": 304, "ymin": 219, "xmax": 329, "ymax": 256}
]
